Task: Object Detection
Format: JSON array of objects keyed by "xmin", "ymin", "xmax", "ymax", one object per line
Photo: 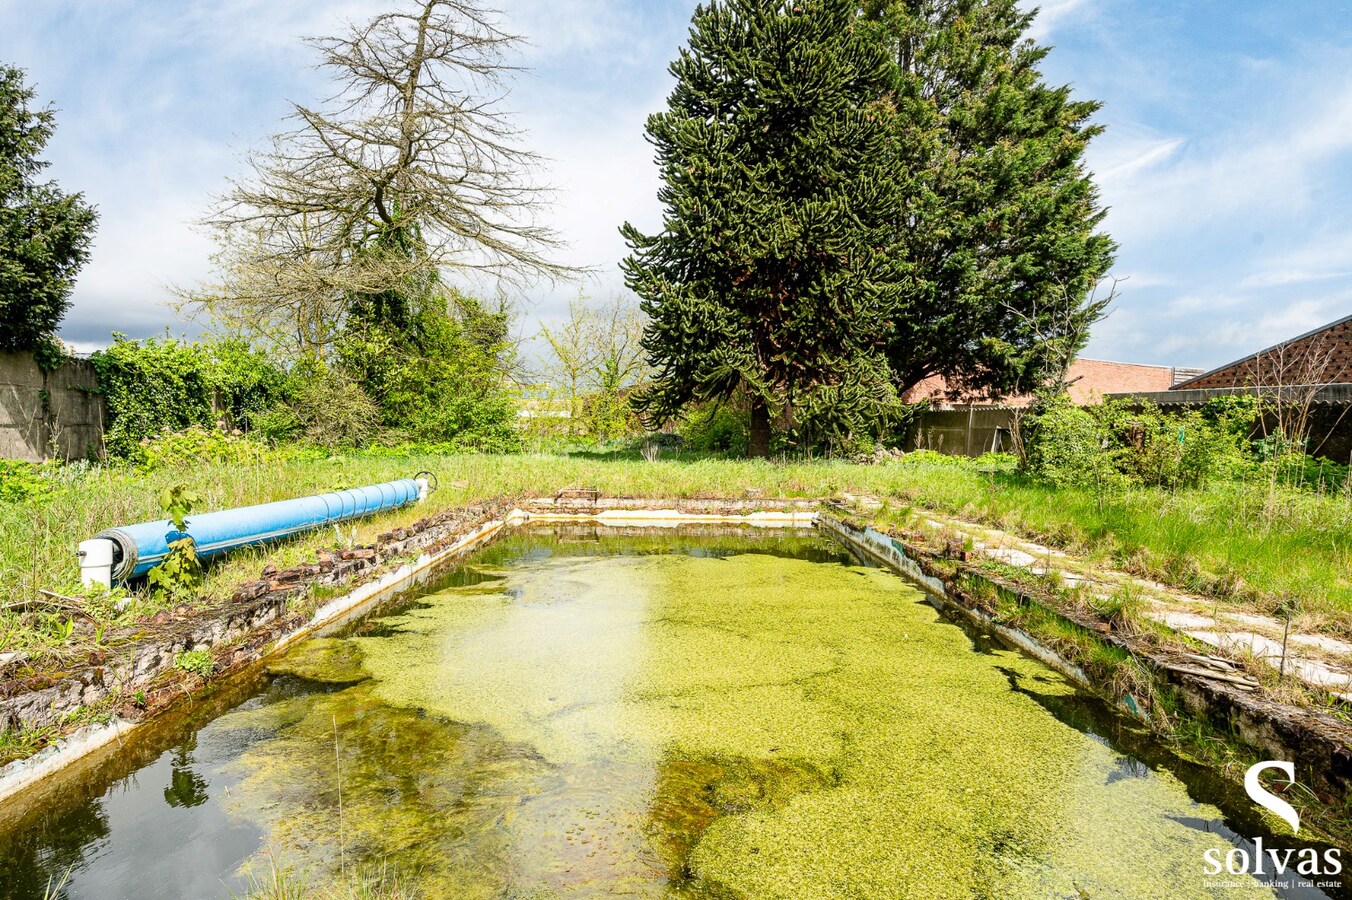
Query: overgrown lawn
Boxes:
[{"xmin": 2, "ymin": 450, "xmax": 1350, "ymax": 664}]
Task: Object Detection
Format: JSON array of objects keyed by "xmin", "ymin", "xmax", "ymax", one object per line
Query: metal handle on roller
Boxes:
[{"xmin": 414, "ymin": 470, "xmax": 438, "ymax": 499}]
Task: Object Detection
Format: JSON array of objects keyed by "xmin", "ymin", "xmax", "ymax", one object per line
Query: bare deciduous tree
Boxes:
[
  {"xmin": 1005, "ymin": 277, "xmax": 1118, "ymax": 401},
  {"xmin": 997, "ymin": 277, "xmax": 1117, "ymax": 459},
  {"xmin": 591, "ymin": 294, "xmax": 649, "ymax": 393},
  {"xmin": 537, "ymin": 295, "xmax": 598, "ymax": 433},
  {"xmin": 536, "ymin": 293, "xmax": 649, "ymax": 437},
  {"xmin": 1246, "ymin": 327, "xmax": 1347, "ymax": 458},
  {"xmin": 177, "ymin": 0, "xmax": 572, "ymax": 356}
]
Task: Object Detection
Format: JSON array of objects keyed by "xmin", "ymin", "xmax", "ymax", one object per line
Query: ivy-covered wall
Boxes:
[{"xmin": 89, "ymin": 337, "xmax": 292, "ymax": 459}]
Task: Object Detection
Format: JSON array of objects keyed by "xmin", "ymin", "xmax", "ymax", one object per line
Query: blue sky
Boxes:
[{"xmin": 2, "ymin": 0, "xmax": 1350, "ymax": 370}]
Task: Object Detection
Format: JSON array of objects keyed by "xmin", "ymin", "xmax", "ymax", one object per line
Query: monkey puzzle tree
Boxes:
[
  {"xmin": 622, "ymin": 0, "xmax": 903, "ymax": 457},
  {"xmin": 0, "ymin": 65, "xmax": 96, "ymax": 353},
  {"xmin": 861, "ymin": 0, "xmax": 1116, "ymax": 401}
]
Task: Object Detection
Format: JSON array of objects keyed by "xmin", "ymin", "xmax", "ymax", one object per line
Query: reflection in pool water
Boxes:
[{"xmin": 0, "ymin": 528, "xmax": 1336, "ymax": 898}]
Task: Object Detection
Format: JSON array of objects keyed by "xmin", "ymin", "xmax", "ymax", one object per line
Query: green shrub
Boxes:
[
  {"xmin": 1256, "ymin": 440, "xmax": 1351, "ymax": 491},
  {"xmin": 247, "ymin": 404, "xmax": 304, "ymax": 445},
  {"xmin": 0, "ymin": 460, "xmax": 54, "ymax": 503},
  {"xmin": 582, "ymin": 388, "xmax": 642, "ymax": 444},
  {"xmin": 1022, "ymin": 397, "xmax": 1114, "ymax": 487},
  {"xmin": 681, "ymin": 402, "xmax": 749, "ymax": 455},
  {"xmin": 149, "ymin": 538, "xmax": 203, "ymax": 604},
  {"xmin": 133, "ymin": 424, "xmax": 273, "ymax": 471},
  {"xmin": 91, "ymin": 336, "xmax": 292, "ymax": 458},
  {"xmin": 89, "ymin": 300, "xmax": 522, "ymax": 457},
  {"xmin": 92, "ymin": 336, "xmax": 216, "ymax": 458},
  {"xmin": 1093, "ymin": 397, "xmax": 1256, "ymax": 488},
  {"xmin": 207, "ymin": 339, "xmax": 294, "ymax": 433},
  {"xmin": 31, "ymin": 335, "xmax": 69, "ymax": 372},
  {"xmin": 1023, "ymin": 395, "xmax": 1263, "ymax": 490},
  {"xmin": 284, "ymin": 360, "xmax": 383, "ymax": 449},
  {"xmin": 146, "ymin": 485, "xmax": 204, "ymax": 604},
  {"xmin": 336, "ymin": 293, "xmax": 520, "ymax": 452}
]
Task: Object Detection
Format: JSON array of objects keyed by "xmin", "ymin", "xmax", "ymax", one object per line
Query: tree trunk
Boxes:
[{"xmin": 749, "ymin": 395, "xmax": 771, "ymax": 458}]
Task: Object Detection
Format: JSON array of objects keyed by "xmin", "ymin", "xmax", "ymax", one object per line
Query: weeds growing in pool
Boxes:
[{"xmin": 216, "ymin": 531, "xmax": 1306, "ymax": 898}]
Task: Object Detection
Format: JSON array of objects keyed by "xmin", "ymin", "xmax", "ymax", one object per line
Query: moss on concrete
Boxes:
[{"xmin": 265, "ymin": 637, "xmax": 369, "ymax": 684}]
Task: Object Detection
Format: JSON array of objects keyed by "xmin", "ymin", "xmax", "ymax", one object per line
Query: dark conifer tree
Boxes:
[
  {"xmin": 862, "ymin": 0, "xmax": 1116, "ymax": 400},
  {"xmin": 0, "ymin": 65, "xmax": 96, "ymax": 353},
  {"xmin": 622, "ymin": 0, "xmax": 902, "ymax": 456}
]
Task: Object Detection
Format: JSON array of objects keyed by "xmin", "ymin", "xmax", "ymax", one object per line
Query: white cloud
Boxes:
[
  {"xmin": 1024, "ymin": 0, "xmax": 1093, "ymax": 42},
  {"xmin": 1210, "ymin": 296, "xmax": 1351, "ymax": 353},
  {"xmin": 1092, "ymin": 132, "xmax": 1184, "ymax": 188},
  {"xmin": 1238, "ymin": 269, "xmax": 1351, "ymax": 289},
  {"xmin": 1095, "ymin": 77, "xmax": 1352, "ymax": 246},
  {"xmin": 1077, "ymin": 53, "xmax": 1352, "ymax": 367},
  {"xmin": 1236, "ymin": 230, "xmax": 1352, "ymax": 289}
]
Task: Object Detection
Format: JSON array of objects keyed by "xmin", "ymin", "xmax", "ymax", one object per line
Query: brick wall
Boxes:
[
  {"xmin": 905, "ymin": 358, "xmax": 1178, "ymax": 408},
  {"xmin": 1180, "ymin": 316, "xmax": 1352, "ymax": 390}
]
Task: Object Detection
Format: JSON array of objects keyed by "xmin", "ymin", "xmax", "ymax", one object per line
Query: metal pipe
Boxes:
[{"xmin": 78, "ymin": 476, "xmax": 430, "ymax": 587}]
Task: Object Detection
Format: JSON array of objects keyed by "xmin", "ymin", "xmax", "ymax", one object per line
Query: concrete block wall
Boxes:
[
  {"xmin": 0, "ymin": 353, "xmax": 104, "ymax": 462},
  {"xmin": 911, "ymin": 406, "xmax": 1019, "ymax": 457}
]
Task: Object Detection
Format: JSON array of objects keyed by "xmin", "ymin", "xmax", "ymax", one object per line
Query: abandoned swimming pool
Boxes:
[{"xmin": 0, "ymin": 525, "xmax": 1339, "ymax": 898}]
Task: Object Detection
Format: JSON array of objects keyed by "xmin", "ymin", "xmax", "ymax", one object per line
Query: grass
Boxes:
[
  {"xmin": 871, "ymin": 462, "xmax": 1352, "ymax": 629},
  {"xmin": 1, "ymin": 448, "xmax": 1351, "ymax": 665},
  {"xmin": 234, "ymin": 852, "xmax": 417, "ymax": 899}
]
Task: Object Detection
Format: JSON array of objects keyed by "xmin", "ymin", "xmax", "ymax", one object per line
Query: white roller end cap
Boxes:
[
  {"xmin": 415, "ymin": 477, "xmax": 430, "ymax": 502},
  {"xmin": 78, "ymin": 537, "xmax": 116, "ymax": 589}
]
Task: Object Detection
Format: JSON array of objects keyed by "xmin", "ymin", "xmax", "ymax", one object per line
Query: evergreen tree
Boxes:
[
  {"xmin": 0, "ymin": 65, "xmax": 96, "ymax": 352},
  {"xmin": 862, "ymin": 0, "xmax": 1115, "ymax": 400},
  {"xmin": 622, "ymin": 0, "xmax": 902, "ymax": 456}
]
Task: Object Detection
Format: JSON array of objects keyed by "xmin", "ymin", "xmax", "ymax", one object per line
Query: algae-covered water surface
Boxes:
[{"xmin": 0, "ymin": 526, "xmax": 1339, "ymax": 898}]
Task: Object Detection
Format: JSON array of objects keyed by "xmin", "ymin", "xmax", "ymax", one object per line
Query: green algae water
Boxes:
[{"xmin": 0, "ymin": 526, "xmax": 1340, "ymax": 899}]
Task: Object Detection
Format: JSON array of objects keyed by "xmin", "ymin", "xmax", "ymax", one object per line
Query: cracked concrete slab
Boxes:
[
  {"xmin": 1290, "ymin": 633, "xmax": 1352, "ymax": 654},
  {"xmin": 1149, "ymin": 611, "xmax": 1219, "ymax": 631},
  {"xmin": 987, "ymin": 548, "xmax": 1041, "ymax": 567},
  {"xmin": 1224, "ymin": 612, "xmax": 1280, "ymax": 629}
]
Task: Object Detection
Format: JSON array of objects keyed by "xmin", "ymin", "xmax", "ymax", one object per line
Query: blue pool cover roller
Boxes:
[{"xmin": 92, "ymin": 478, "xmax": 424, "ymax": 583}]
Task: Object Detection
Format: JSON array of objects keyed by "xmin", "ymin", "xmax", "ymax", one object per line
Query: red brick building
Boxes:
[
  {"xmin": 1173, "ymin": 313, "xmax": 1352, "ymax": 390},
  {"xmin": 906, "ymin": 357, "xmax": 1200, "ymax": 408}
]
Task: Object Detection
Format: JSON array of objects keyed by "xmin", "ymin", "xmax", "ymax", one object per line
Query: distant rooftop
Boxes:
[
  {"xmin": 1172, "ymin": 313, "xmax": 1352, "ymax": 390},
  {"xmin": 907, "ymin": 358, "xmax": 1200, "ymax": 409}
]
